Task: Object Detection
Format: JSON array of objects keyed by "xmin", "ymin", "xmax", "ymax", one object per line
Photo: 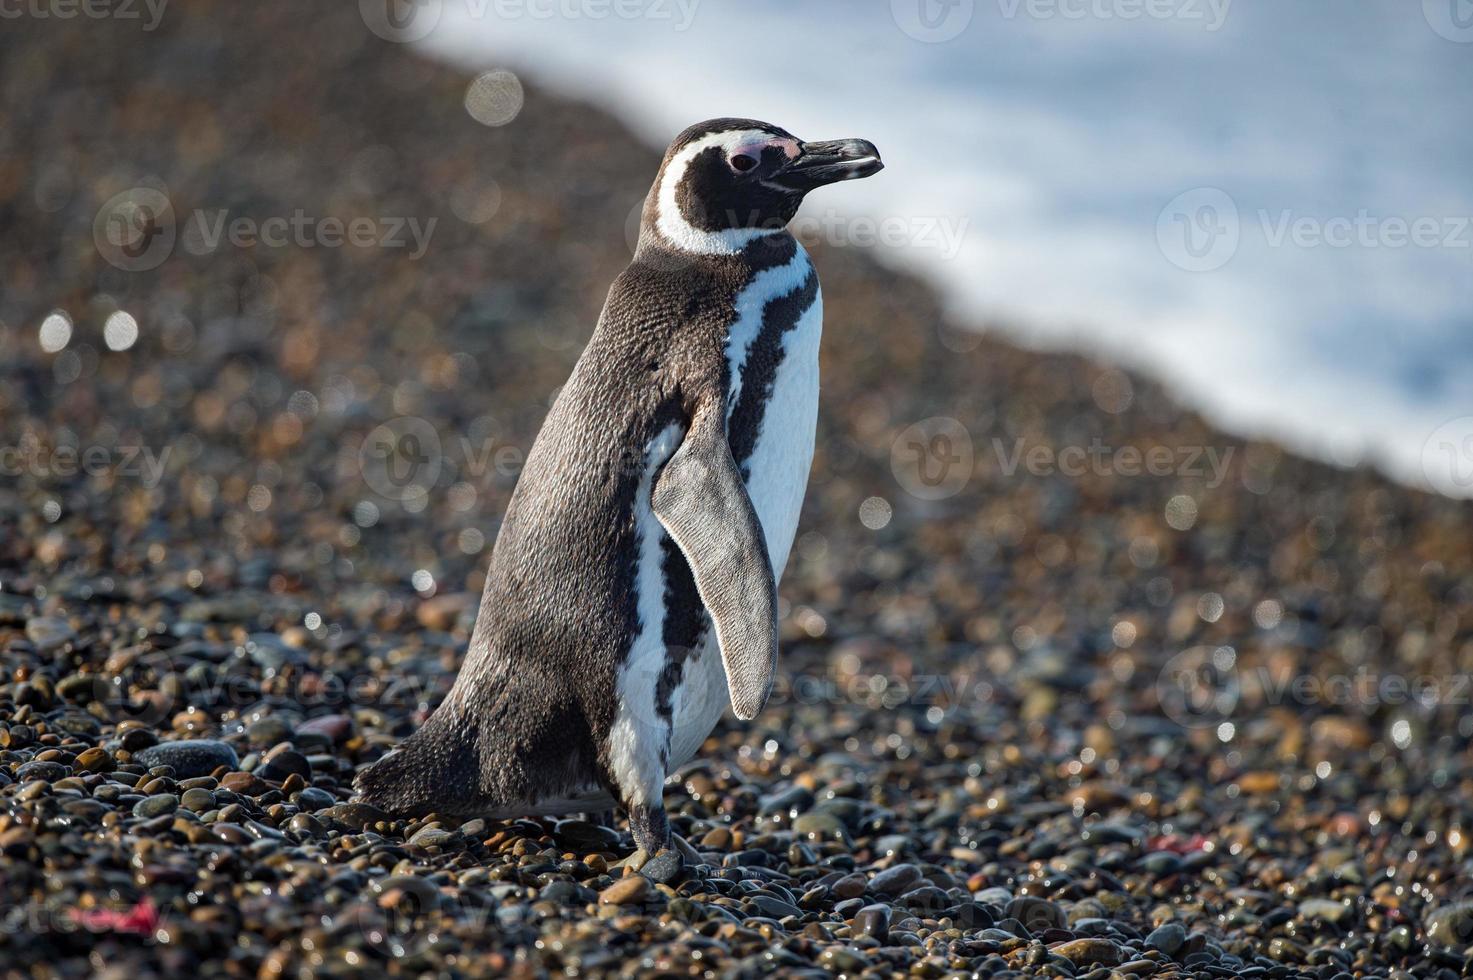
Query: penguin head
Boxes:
[{"xmin": 640, "ymin": 117, "xmax": 882, "ymax": 257}]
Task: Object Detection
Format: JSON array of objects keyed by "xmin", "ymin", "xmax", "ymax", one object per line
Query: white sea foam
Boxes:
[{"xmin": 415, "ymin": 0, "xmax": 1473, "ymax": 496}]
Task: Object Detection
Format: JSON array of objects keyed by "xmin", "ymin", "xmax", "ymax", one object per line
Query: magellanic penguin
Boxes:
[{"xmin": 356, "ymin": 118, "xmax": 883, "ymax": 859}]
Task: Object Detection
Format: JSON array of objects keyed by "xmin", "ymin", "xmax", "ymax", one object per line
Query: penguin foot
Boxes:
[
  {"xmin": 611, "ymin": 848, "xmax": 652, "ymax": 871},
  {"xmin": 616, "ymin": 803, "xmax": 708, "ymax": 870},
  {"xmin": 626, "ymin": 802, "xmax": 670, "ymax": 855},
  {"xmin": 612, "ymin": 835, "xmax": 704, "ymax": 873}
]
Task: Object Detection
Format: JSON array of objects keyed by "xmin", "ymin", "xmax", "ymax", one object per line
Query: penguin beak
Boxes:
[{"xmin": 771, "ymin": 138, "xmax": 883, "ymax": 190}]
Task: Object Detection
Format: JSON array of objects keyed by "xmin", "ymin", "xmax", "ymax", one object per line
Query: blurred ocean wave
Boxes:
[{"xmin": 416, "ymin": 0, "xmax": 1473, "ymax": 495}]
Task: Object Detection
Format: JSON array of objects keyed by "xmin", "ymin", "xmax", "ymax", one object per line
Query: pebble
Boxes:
[
  {"xmin": 219, "ymin": 772, "xmax": 270, "ymax": 796},
  {"xmin": 1145, "ymin": 921, "xmax": 1186, "ymax": 956},
  {"xmin": 132, "ymin": 740, "xmax": 239, "ymax": 779},
  {"xmin": 599, "ymin": 876, "xmax": 651, "ymax": 905},
  {"xmin": 257, "ymin": 748, "xmax": 311, "ymax": 782},
  {"xmin": 1006, "ymin": 897, "xmax": 1067, "ymax": 933},
  {"xmin": 323, "ymin": 803, "xmax": 393, "ymax": 830},
  {"xmin": 25, "ymin": 617, "xmax": 77, "ymax": 652},
  {"xmin": 133, "ymin": 794, "xmax": 180, "ymax": 818},
  {"xmin": 296, "ymin": 715, "xmax": 353, "ymax": 743},
  {"xmin": 1051, "ymin": 937, "xmax": 1122, "ymax": 967},
  {"xmin": 640, "ymin": 849, "xmax": 685, "ymax": 885},
  {"xmin": 791, "ymin": 812, "xmax": 847, "ymax": 841},
  {"xmin": 1299, "ymin": 898, "xmax": 1352, "ymax": 925},
  {"xmin": 853, "ymin": 903, "xmax": 891, "ymax": 943},
  {"xmin": 74, "ymin": 746, "xmax": 114, "ymax": 773},
  {"xmin": 1424, "ymin": 901, "xmax": 1473, "ymax": 949},
  {"xmin": 869, "ymin": 863, "xmax": 922, "ymax": 896},
  {"xmin": 408, "ymin": 827, "xmax": 455, "ymax": 848}
]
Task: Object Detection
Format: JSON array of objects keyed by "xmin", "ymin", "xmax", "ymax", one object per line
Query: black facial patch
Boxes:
[{"xmin": 675, "ymin": 145, "xmax": 803, "ymax": 234}]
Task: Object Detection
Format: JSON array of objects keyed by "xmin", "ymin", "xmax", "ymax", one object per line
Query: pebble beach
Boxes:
[{"xmin": 3, "ymin": 3, "xmax": 1473, "ymax": 978}]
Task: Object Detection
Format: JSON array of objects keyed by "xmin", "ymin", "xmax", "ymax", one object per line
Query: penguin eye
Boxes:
[{"xmin": 729, "ymin": 154, "xmax": 759, "ymax": 173}]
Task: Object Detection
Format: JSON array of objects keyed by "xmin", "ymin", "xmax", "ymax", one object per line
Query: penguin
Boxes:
[{"xmin": 356, "ymin": 118, "xmax": 882, "ymax": 861}]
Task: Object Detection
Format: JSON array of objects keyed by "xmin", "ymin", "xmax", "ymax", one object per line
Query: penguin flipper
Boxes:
[{"xmin": 651, "ymin": 404, "xmax": 778, "ymax": 721}]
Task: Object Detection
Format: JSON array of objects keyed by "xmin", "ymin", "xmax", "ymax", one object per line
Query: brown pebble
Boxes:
[
  {"xmin": 219, "ymin": 771, "xmax": 270, "ymax": 796},
  {"xmin": 1237, "ymin": 772, "xmax": 1282, "ymax": 795},
  {"xmin": 1052, "ymin": 937, "xmax": 1122, "ymax": 967},
  {"xmin": 599, "ymin": 876, "xmax": 650, "ymax": 905},
  {"xmin": 74, "ymin": 747, "xmax": 114, "ymax": 773},
  {"xmin": 700, "ymin": 827, "xmax": 732, "ymax": 849}
]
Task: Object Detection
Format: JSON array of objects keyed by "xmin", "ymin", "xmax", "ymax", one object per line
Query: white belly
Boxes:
[
  {"xmin": 607, "ymin": 245, "xmax": 822, "ymax": 803},
  {"xmin": 666, "ymin": 247, "xmax": 822, "ymax": 769}
]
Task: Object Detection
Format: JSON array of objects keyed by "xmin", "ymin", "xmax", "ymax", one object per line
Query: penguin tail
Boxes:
[{"xmin": 354, "ymin": 706, "xmax": 485, "ymax": 817}]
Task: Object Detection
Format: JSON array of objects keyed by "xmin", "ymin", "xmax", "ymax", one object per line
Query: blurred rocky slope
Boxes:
[{"xmin": 2, "ymin": 2, "xmax": 1473, "ymax": 976}]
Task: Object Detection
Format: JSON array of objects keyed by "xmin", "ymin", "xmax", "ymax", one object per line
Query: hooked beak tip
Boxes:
[{"xmin": 775, "ymin": 138, "xmax": 884, "ymax": 189}]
